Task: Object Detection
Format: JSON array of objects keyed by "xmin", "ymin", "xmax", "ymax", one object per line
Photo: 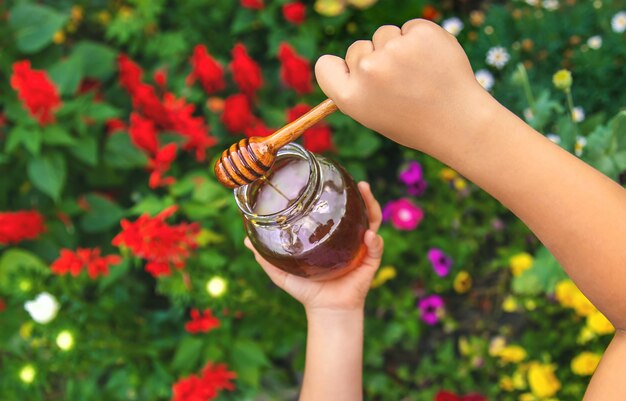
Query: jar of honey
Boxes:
[{"xmin": 234, "ymin": 143, "xmax": 368, "ymax": 280}]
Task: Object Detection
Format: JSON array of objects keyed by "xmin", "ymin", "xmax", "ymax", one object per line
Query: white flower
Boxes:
[
  {"xmin": 587, "ymin": 35, "xmax": 603, "ymax": 49},
  {"xmin": 486, "ymin": 46, "xmax": 510, "ymax": 69},
  {"xmin": 475, "ymin": 69, "xmax": 494, "ymax": 90},
  {"xmin": 575, "ymin": 136, "xmax": 587, "ymax": 156},
  {"xmin": 525, "ymin": 0, "xmax": 539, "ymax": 5},
  {"xmin": 542, "ymin": 0, "xmax": 559, "ymax": 11},
  {"xmin": 24, "ymin": 292, "xmax": 59, "ymax": 324},
  {"xmin": 206, "ymin": 276, "xmax": 227, "ymax": 298},
  {"xmin": 523, "ymin": 108, "xmax": 534, "ymax": 121},
  {"xmin": 442, "ymin": 17, "xmax": 464, "ymax": 36},
  {"xmin": 546, "ymin": 134, "xmax": 561, "ymax": 144},
  {"xmin": 611, "ymin": 11, "xmax": 626, "ymax": 33},
  {"xmin": 572, "ymin": 106, "xmax": 585, "ymax": 122}
]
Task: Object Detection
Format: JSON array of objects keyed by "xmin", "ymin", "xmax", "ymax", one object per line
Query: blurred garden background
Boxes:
[{"xmin": 1, "ymin": 0, "xmax": 625, "ymax": 400}]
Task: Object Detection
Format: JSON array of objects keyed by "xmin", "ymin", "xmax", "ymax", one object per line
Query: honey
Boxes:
[{"xmin": 235, "ymin": 143, "xmax": 368, "ymax": 280}]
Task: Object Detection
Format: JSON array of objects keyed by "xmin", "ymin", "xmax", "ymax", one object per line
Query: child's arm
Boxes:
[
  {"xmin": 244, "ymin": 182, "xmax": 383, "ymax": 401},
  {"xmin": 315, "ymin": 19, "xmax": 626, "ymax": 400}
]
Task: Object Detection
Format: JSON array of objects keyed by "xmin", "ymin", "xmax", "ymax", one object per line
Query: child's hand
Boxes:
[
  {"xmin": 244, "ymin": 182, "xmax": 383, "ymax": 313},
  {"xmin": 315, "ymin": 19, "xmax": 495, "ymax": 158}
]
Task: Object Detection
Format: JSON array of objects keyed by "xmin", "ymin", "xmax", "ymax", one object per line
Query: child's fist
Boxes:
[{"xmin": 315, "ymin": 19, "xmax": 495, "ymax": 157}]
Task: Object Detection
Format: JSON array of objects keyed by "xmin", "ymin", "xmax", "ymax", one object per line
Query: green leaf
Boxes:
[
  {"xmin": 27, "ymin": 153, "xmax": 67, "ymax": 201},
  {"xmin": 170, "ymin": 337, "xmax": 204, "ymax": 371},
  {"xmin": 609, "ymin": 111, "xmax": 626, "ymax": 150},
  {"xmin": 80, "ymin": 194, "xmax": 125, "ymax": 233},
  {"xmin": 231, "ymin": 339, "xmax": 269, "ymax": 387},
  {"xmin": 49, "ymin": 54, "xmax": 84, "ymax": 96},
  {"xmin": 85, "ymin": 103, "xmax": 121, "ymax": 122},
  {"xmin": 0, "ymin": 249, "xmax": 50, "ymax": 293},
  {"xmin": 9, "ymin": 3, "xmax": 68, "ymax": 53},
  {"xmin": 103, "ymin": 133, "xmax": 148, "ymax": 169},
  {"xmin": 512, "ymin": 246, "xmax": 568, "ymax": 295},
  {"xmin": 73, "ymin": 41, "xmax": 117, "ymax": 80},
  {"xmin": 337, "ymin": 129, "xmax": 381, "ymax": 158},
  {"xmin": 69, "ymin": 135, "xmax": 98, "ymax": 166},
  {"xmin": 130, "ymin": 196, "xmax": 176, "ymax": 216},
  {"xmin": 6, "ymin": 125, "xmax": 41, "ymax": 155},
  {"xmin": 42, "ymin": 125, "xmax": 76, "ymax": 146}
]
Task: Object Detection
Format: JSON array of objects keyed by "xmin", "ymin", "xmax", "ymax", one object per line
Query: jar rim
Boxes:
[{"xmin": 233, "ymin": 143, "xmax": 320, "ymax": 226}]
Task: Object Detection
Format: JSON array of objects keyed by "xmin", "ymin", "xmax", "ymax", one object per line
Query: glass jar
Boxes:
[{"xmin": 234, "ymin": 143, "xmax": 368, "ymax": 281}]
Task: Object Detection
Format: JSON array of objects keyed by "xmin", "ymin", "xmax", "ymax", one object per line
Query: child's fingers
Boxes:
[
  {"xmin": 344, "ymin": 40, "xmax": 374, "ymax": 71},
  {"xmin": 244, "ymin": 237, "xmax": 289, "ymax": 289},
  {"xmin": 315, "ymin": 55, "xmax": 350, "ymax": 104},
  {"xmin": 358, "ymin": 181, "xmax": 382, "ymax": 232},
  {"xmin": 360, "ymin": 229, "xmax": 384, "ymax": 272},
  {"xmin": 372, "ymin": 25, "xmax": 401, "ymax": 50}
]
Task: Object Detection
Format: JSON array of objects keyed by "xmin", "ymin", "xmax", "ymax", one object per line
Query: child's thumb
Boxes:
[{"xmin": 315, "ymin": 55, "xmax": 350, "ymax": 107}]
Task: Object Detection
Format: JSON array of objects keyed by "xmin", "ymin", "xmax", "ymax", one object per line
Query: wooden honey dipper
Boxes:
[{"xmin": 214, "ymin": 99, "xmax": 338, "ymax": 189}]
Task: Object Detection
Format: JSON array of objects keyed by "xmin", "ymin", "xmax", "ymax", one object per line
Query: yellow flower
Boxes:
[
  {"xmin": 19, "ymin": 364, "xmax": 36, "ymax": 384},
  {"xmin": 571, "ymin": 352, "xmax": 601, "ymax": 376},
  {"xmin": 71, "ymin": 6, "xmax": 84, "ymax": 22},
  {"xmin": 500, "ymin": 376, "xmax": 515, "ymax": 392},
  {"xmin": 556, "ymin": 280, "xmax": 595, "ymax": 316},
  {"xmin": 555, "ymin": 280, "xmax": 577, "ymax": 308},
  {"xmin": 513, "ymin": 368, "xmax": 527, "ymax": 389},
  {"xmin": 519, "ymin": 394, "xmax": 536, "ymax": 401},
  {"xmin": 489, "ymin": 336, "xmax": 507, "ymax": 357},
  {"xmin": 52, "ymin": 30, "xmax": 66, "ymax": 44},
  {"xmin": 524, "ymin": 299, "xmax": 537, "ymax": 311},
  {"xmin": 206, "ymin": 276, "xmax": 228, "ymax": 298},
  {"xmin": 577, "ymin": 326, "xmax": 596, "ymax": 344},
  {"xmin": 499, "ymin": 345, "xmax": 528, "ymax": 364},
  {"xmin": 371, "ymin": 265, "xmax": 397, "ymax": 288},
  {"xmin": 572, "ymin": 292, "xmax": 596, "ymax": 317},
  {"xmin": 347, "ymin": 0, "xmax": 377, "ymax": 9},
  {"xmin": 503, "ymin": 296, "xmax": 519, "ymax": 312},
  {"xmin": 314, "ymin": 0, "xmax": 345, "ymax": 16},
  {"xmin": 553, "ymin": 69, "xmax": 572, "ymax": 91},
  {"xmin": 56, "ymin": 330, "xmax": 75, "ymax": 351},
  {"xmin": 97, "ymin": 11, "xmax": 111, "ymax": 25},
  {"xmin": 453, "ymin": 271, "xmax": 472, "ymax": 293},
  {"xmin": 527, "ymin": 362, "xmax": 561, "ymax": 398},
  {"xmin": 587, "ymin": 311, "xmax": 615, "ymax": 335},
  {"xmin": 453, "ymin": 177, "xmax": 467, "ymax": 191},
  {"xmin": 19, "ymin": 322, "xmax": 34, "ymax": 339},
  {"xmin": 439, "ymin": 167, "xmax": 458, "ymax": 182},
  {"xmin": 509, "ymin": 252, "xmax": 533, "ymax": 277},
  {"xmin": 118, "ymin": 6, "xmax": 134, "ymax": 19},
  {"xmin": 458, "ymin": 337, "xmax": 471, "ymax": 356}
]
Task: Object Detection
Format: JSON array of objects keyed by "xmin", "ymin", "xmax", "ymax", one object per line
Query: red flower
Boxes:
[
  {"xmin": 154, "ymin": 69, "xmax": 168, "ymax": 89},
  {"xmin": 106, "ymin": 118, "xmax": 127, "ymax": 134},
  {"xmin": 130, "ymin": 113, "xmax": 159, "ymax": 154},
  {"xmin": 148, "ymin": 143, "xmax": 178, "ymax": 189},
  {"xmin": 10, "ymin": 61, "xmax": 62, "ymax": 125},
  {"xmin": 118, "ymin": 54, "xmax": 143, "ymax": 92},
  {"xmin": 435, "ymin": 391, "xmax": 487, "ymax": 401},
  {"xmin": 162, "ymin": 93, "xmax": 217, "ymax": 162},
  {"xmin": 244, "ymin": 119, "xmax": 274, "ymax": 138},
  {"xmin": 0, "ymin": 210, "xmax": 46, "ymax": 245},
  {"xmin": 51, "ymin": 248, "xmax": 122, "ymax": 279},
  {"xmin": 278, "ymin": 43, "xmax": 312, "ymax": 94},
  {"xmin": 185, "ymin": 309, "xmax": 220, "ymax": 334},
  {"xmin": 171, "ymin": 362, "xmax": 235, "ymax": 401},
  {"xmin": 221, "ymin": 94, "xmax": 255, "ymax": 134},
  {"xmin": 230, "ymin": 43, "xmax": 263, "ymax": 95},
  {"xmin": 0, "ymin": 298, "xmax": 6, "ymax": 313},
  {"xmin": 240, "ymin": 0, "xmax": 263, "ymax": 9},
  {"xmin": 287, "ymin": 104, "xmax": 333, "ymax": 153},
  {"xmin": 282, "ymin": 1, "xmax": 306, "ymax": 25},
  {"xmin": 118, "ymin": 55, "xmax": 217, "ymax": 162},
  {"xmin": 145, "ymin": 261, "xmax": 172, "ymax": 277},
  {"xmin": 421, "ymin": 5, "xmax": 441, "ymax": 21},
  {"xmin": 112, "ymin": 206, "xmax": 199, "ymax": 277},
  {"xmin": 187, "ymin": 45, "xmax": 225, "ymax": 95}
]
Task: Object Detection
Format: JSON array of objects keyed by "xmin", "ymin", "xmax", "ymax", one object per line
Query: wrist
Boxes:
[{"xmin": 305, "ymin": 307, "xmax": 364, "ymax": 325}]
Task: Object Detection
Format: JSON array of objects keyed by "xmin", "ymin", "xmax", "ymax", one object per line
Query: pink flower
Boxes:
[
  {"xmin": 382, "ymin": 199, "xmax": 424, "ymax": 230},
  {"xmin": 418, "ymin": 295, "xmax": 444, "ymax": 325}
]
